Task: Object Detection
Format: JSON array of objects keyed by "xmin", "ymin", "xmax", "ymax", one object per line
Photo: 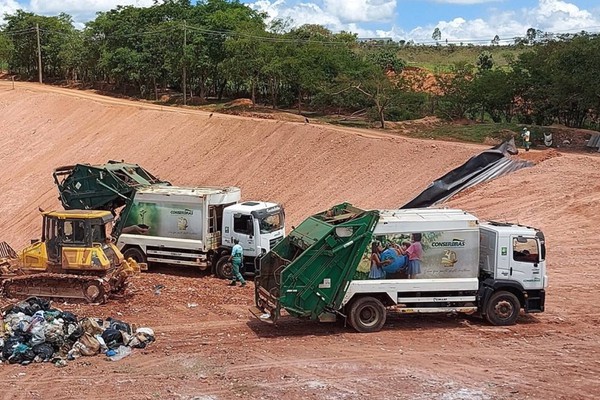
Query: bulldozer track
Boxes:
[{"xmin": 1, "ymin": 273, "xmax": 111, "ymax": 304}]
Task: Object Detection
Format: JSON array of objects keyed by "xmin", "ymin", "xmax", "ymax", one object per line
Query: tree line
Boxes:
[{"xmin": 1, "ymin": 0, "xmax": 599, "ymax": 130}]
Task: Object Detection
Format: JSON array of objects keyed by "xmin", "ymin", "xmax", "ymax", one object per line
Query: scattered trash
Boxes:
[
  {"xmin": 108, "ymin": 345, "xmax": 132, "ymax": 361},
  {"xmin": 153, "ymin": 284, "xmax": 165, "ymax": 296},
  {"xmin": 187, "ymin": 303, "xmax": 198, "ymax": 308},
  {"xmin": 0, "ymin": 297, "xmax": 155, "ymax": 366}
]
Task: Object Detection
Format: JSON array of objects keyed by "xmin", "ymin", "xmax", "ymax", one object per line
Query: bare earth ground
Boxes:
[{"xmin": 0, "ymin": 81, "xmax": 599, "ymax": 400}]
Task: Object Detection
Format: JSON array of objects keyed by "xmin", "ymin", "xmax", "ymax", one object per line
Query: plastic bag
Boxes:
[
  {"xmin": 4, "ymin": 313, "xmax": 30, "ymax": 335},
  {"xmin": 67, "ymin": 324, "xmax": 84, "ymax": 342},
  {"xmin": 2, "ymin": 336, "xmax": 23, "ymax": 359},
  {"xmin": 107, "ymin": 318, "xmax": 132, "ymax": 334},
  {"xmin": 60, "ymin": 311, "xmax": 78, "ymax": 324},
  {"xmin": 27, "ymin": 310, "xmax": 46, "ymax": 346},
  {"xmin": 80, "ymin": 317, "xmax": 103, "ymax": 336},
  {"xmin": 95, "ymin": 335, "xmax": 108, "ymax": 353},
  {"xmin": 8, "ymin": 343, "xmax": 35, "ymax": 364},
  {"xmin": 128, "ymin": 327, "xmax": 155, "ymax": 349},
  {"xmin": 101, "ymin": 328, "xmax": 123, "ymax": 350},
  {"xmin": 43, "ymin": 319, "xmax": 65, "ymax": 345},
  {"xmin": 29, "ymin": 324, "xmax": 46, "ymax": 346},
  {"xmin": 77, "ymin": 333, "xmax": 100, "ymax": 356},
  {"xmin": 108, "ymin": 345, "xmax": 131, "ymax": 361},
  {"xmin": 32, "ymin": 343, "xmax": 54, "ymax": 361}
]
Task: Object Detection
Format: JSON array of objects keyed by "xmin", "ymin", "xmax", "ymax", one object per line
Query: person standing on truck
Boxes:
[
  {"xmin": 228, "ymin": 239, "xmax": 246, "ymax": 287},
  {"xmin": 406, "ymin": 233, "xmax": 423, "ymax": 279}
]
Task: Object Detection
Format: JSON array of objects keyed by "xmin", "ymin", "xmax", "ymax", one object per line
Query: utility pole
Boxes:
[
  {"xmin": 36, "ymin": 24, "xmax": 43, "ymax": 84},
  {"xmin": 182, "ymin": 20, "xmax": 187, "ymax": 106}
]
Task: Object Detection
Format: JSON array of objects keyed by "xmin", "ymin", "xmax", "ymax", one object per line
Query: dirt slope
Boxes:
[{"xmin": 1, "ymin": 81, "xmax": 600, "ymax": 400}]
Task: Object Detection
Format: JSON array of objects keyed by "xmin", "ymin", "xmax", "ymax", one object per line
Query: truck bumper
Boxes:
[{"xmin": 524, "ymin": 289, "xmax": 545, "ymax": 313}]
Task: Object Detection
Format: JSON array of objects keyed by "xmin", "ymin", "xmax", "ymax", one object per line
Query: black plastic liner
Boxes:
[{"xmin": 402, "ymin": 138, "xmax": 533, "ymax": 209}]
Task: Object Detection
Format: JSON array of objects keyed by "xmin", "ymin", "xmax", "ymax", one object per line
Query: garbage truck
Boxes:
[
  {"xmin": 251, "ymin": 203, "xmax": 547, "ymax": 332},
  {"xmin": 53, "ymin": 161, "xmax": 285, "ymax": 278}
]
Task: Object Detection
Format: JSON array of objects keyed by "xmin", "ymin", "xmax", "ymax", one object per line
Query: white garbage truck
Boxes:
[
  {"xmin": 117, "ymin": 186, "xmax": 285, "ymax": 278},
  {"xmin": 53, "ymin": 162, "xmax": 285, "ymax": 278},
  {"xmin": 253, "ymin": 204, "xmax": 547, "ymax": 332}
]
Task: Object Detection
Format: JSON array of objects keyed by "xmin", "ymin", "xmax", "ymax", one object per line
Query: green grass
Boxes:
[
  {"xmin": 410, "ymin": 122, "xmax": 522, "ymax": 143},
  {"xmin": 400, "ymin": 45, "xmax": 528, "ymax": 71}
]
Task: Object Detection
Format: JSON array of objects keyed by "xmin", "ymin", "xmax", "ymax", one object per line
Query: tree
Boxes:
[
  {"xmin": 435, "ymin": 61, "xmax": 475, "ymax": 120},
  {"xmin": 476, "ymin": 51, "xmax": 494, "ymax": 71},
  {"xmin": 491, "ymin": 35, "xmax": 500, "ymax": 45},
  {"xmin": 0, "ymin": 33, "xmax": 14, "ymax": 68},
  {"xmin": 368, "ymin": 45, "xmax": 405, "ymax": 73},
  {"xmin": 432, "ymin": 27, "xmax": 441, "ymax": 42}
]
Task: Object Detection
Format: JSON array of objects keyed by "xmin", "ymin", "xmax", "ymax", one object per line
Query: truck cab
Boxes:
[
  {"xmin": 215, "ymin": 202, "xmax": 285, "ymax": 278},
  {"xmin": 479, "ymin": 221, "xmax": 547, "ymax": 316}
]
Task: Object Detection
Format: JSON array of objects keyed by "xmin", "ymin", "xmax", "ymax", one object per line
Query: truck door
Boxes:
[
  {"xmin": 233, "ymin": 213, "xmax": 257, "ymax": 258},
  {"xmin": 509, "ymin": 236, "xmax": 543, "ymax": 289}
]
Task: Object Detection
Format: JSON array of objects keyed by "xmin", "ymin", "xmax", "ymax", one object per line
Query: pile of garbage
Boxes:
[{"xmin": 1, "ymin": 297, "xmax": 154, "ymax": 366}]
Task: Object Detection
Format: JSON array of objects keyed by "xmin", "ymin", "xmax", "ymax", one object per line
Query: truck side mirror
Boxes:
[{"xmin": 247, "ymin": 219, "xmax": 253, "ymax": 237}]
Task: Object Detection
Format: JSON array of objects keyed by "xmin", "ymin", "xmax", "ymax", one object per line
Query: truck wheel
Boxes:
[
  {"xmin": 348, "ymin": 296, "xmax": 386, "ymax": 333},
  {"xmin": 215, "ymin": 257, "xmax": 233, "ymax": 280},
  {"xmin": 122, "ymin": 247, "xmax": 147, "ymax": 265},
  {"xmin": 485, "ymin": 291, "xmax": 520, "ymax": 326}
]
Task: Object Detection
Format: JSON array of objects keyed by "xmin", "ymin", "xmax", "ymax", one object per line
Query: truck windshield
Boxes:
[{"xmin": 259, "ymin": 212, "xmax": 283, "ymax": 234}]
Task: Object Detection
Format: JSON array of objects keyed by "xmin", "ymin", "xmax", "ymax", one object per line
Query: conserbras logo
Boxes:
[
  {"xmin": 431, "ymin": 238, "xmax": 465, "ymax": 247},
  {"xmin": 170, "ymin": 208, "xmax": 194, "ymax": 215}
]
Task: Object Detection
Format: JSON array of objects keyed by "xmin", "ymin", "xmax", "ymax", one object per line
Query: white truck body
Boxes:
[
  {"xmin": 341, "ymin": 208, "xmax": 546, "ymax": 326},
  {"xmin": 116, "ymin": 185, "xmax": 286, "ymax": 273}
]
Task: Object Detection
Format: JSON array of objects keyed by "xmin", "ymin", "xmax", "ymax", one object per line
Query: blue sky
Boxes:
[{"xmin": 1, "ymin": 0, "xmax": 599, "ymax": 43}]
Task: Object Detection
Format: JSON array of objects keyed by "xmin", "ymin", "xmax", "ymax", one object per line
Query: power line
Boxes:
[{"xmin": 5, "ymin": 21, "xmax": 600, "ymax": 47}]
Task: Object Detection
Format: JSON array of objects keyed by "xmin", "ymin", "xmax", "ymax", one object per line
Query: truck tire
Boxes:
[
  {"xmin": 348, "ymin": 296, "xmax": 386, "ymax": 333},
  {"xmin": 122, "ymin": 247, "xmax": 147, "ymax": 265},
  {"xmin": 215, "ymin": 257, "xmax": 234, "ymax": 280},
  {"xmin": 485, "ymin": 291, "xmax": 520, "ymax": 326}
]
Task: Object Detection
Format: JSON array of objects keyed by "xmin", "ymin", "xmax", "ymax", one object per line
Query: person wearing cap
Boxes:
[
  {"xmin": 228, "ymin": 238, "xmax": 246, "ymax": 286},
  {"xmin": 522, "ymin": 127, "xmax": 531, "ymax": 152}
]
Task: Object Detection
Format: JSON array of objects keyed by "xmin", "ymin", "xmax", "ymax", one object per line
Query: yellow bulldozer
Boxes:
[{"xmin": 0, "ymin": 209, "xmax": 143, "ymax": 303}]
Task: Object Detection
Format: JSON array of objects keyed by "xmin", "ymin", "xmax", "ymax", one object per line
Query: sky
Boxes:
[{"xmin": 1, "ymin": 0, "xmax": 599, "ymax": 43}]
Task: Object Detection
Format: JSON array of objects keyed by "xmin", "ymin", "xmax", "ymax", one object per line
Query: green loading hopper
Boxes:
[{"xmin": 253, "ymin": 203, "xmax": 379, "ymax": 323}]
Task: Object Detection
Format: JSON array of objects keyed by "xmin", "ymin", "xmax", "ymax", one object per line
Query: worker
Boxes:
[
  {"xmin": 522, "ymin": 127, "xmax": 531, "ymax": 152},
  {"xmin": 228, "ymin": 238, "xmax": 246, "ymax": 287}
]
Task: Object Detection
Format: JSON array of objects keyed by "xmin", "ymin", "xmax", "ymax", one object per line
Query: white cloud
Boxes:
[
  {"xmin": 249, "ymin": 0, "xmax": 396, "ymax": 30},
  {"xmin": 405, "ymin": 0, "xmax": 600, "ymax": 43},
  {"xmin": 0, "ymin": 0, "xmax": 20, "ymax": 24},
  {"xmin": 4, "ymin": 0, "xmax": 599, "ymax": 44},
  {"xmin": 249, "ymin": 0, "xmax": 343, "ymax": 30},
  {"xmin": 23, "ymin": 0, "xmax": 154, "ymax": 25},
  {"xmin": 323, "ymin": 0, "xmax": 396, "ymax": 23},
  {"xmin": 533, "ymin": 0, "xmax": 598, "ymax": 33},
  {"xmin": 432, "ymin": 0, "xmax": 500, "ymax": 4},
  {"xmin": 28, "ymin": 0, "xmax": 154, "ymax": 14}
]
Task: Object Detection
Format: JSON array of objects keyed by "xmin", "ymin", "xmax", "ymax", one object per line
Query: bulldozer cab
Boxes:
[{"xmin": 43, "ymin": 210, "xmax": 113, "ymax": 265}]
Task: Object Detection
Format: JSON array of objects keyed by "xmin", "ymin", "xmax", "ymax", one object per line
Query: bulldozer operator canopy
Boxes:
[{"xmin": 44, "ymin": 210, "xmax": 114, "ymax": 223}]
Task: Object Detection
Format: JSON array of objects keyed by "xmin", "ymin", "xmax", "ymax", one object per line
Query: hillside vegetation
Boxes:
[{"xmin": 1, "ymin": 0, "xmax": 599, "ymax": 134}]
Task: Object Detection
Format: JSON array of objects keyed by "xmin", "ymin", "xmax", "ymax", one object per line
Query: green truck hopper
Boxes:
[
  {"xmin": 252, "ymin": 203, "xmax": 379, "ymax": 324},
  {"xmin": 53, "ymin": 161, "xmax": 170, "ymax": 237}
]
